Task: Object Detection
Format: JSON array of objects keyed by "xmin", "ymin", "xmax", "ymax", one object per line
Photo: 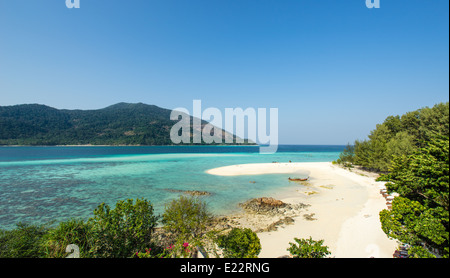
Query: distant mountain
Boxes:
[{"xmin": 0, "ymin": 103, "xmax": 251, "ymax": 146}]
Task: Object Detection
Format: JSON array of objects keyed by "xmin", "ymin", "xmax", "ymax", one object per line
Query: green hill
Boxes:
[{"xmin": 0, "ymin": 103, "xmax": 246, "ymax": 146}]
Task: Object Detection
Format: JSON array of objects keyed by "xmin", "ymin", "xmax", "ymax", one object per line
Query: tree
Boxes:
[
  {"xmin": 383, "ymin": 115, "xmax": 402, "ymax": 135},
  {"xmin": 336, "ymin": 102, "xmax": 449, "ymax": 172},
  {"xmin": 162, "ymin": 196, "xmax": 212, "ymax": 241},
  {"xmin": 381, "ymin": 135, "xmax": 449, "ymax": 210},
  {"xmin": 417, "ymin": 103, "xmax": 449, "ymax": 144},
  {"xmin": 216, "ymin": 228, "xmax": 261, "ymax": 258},
  {"xmin": 366, "ymin": 124, "xmax": 393, "ymax": 172},
  {"xmin": 353, "ymin": 139, "xmax": 372, "ymax": 168},
  {"xmin": 379, "ymin": 135, "xmax": 449, "ymax": 258},
  {"xmin": 335, "ymin": 143, "xmax": 354, "ymax": 166},
  {"xmin": 287, "ymin": 236, "xmax": 330, "ymax": 258},
  {"xmin": 88, "ymin": 198, "xmax": 159, "ymax": 258},
  {"xmin": 385, "ymin": 131, "xmax": 416, "ymax": 161}
]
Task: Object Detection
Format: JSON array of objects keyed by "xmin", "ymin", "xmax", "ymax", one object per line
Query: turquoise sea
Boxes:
[{"xmin": 0, "ymin": 145, "xmax": 344, "ymax": 230}]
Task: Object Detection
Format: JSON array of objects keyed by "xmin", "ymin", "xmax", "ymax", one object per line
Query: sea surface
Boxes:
[{"xmin": 0, "ymin": 145, "xmax": 344, "ymax": 230}]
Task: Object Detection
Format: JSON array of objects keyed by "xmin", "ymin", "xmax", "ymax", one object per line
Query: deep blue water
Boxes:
[{"xmin": 0, "ymin": 145, "xmax": 344, "ymax": 230}]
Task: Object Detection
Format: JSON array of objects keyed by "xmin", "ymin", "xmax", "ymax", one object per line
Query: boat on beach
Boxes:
[{"xmin": 288, "ymin": 177, "xmax": 309, "ymax": 182}]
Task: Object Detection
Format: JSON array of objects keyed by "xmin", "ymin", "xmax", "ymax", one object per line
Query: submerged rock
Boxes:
[
  {"xmin": 166, "ymin": 189, "xmax": 212, "ymax": 196},
  {"xmin": 185, "ymin": 190, "xmax": 212, "ymax": 196}
]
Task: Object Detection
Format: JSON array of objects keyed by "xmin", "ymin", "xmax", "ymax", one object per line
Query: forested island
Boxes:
[
  {"xmin": 0, "ymin": 103, "xmax": 250, "ymax": 146},
  {"xmin": 335, "ymin": 102, "xmax": 449, "ymax": 258}
]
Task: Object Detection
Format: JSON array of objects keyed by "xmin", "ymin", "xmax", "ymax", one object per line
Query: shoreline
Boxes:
[{"xmin": 206, "ymin": 162, "xmax": 398, "ymax": 258}]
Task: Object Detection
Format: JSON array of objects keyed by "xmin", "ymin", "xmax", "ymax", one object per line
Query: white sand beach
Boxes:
[{"xmin": 206, "ymin": 162, "xmax": 398, "ymax": 258}]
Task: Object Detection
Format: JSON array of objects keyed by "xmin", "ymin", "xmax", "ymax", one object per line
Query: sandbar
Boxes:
[{"xmin": 206, "ymin": 162, "xmax": 398, "ymax": 258}]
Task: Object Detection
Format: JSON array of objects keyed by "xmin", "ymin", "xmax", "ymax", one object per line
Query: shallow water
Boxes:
[{"xmin": 0, "ymin": 145, "xmax": 343, "ymax": 230}]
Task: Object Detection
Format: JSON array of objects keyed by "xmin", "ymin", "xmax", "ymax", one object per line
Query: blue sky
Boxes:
[{"xmin": 0, "ymin": 0, "xmax": 448, "ymax": 144}]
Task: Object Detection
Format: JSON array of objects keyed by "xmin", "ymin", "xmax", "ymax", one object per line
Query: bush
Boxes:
[
  {"xmin": 88, "ymin": 198, "xmax": 159, "ymax": 258},
  {"xmin": 162, "ymin": 196, "xmax": 212, "ymax": 241},
  {"xmin": 43, "ymin": 218, "xmax": 93, "ymax": 258},
  {"xmin": 0, "ymin": 223, "xmax": 49, "ymax": 258},
  {"xmin": 216, "ymin": 228, "xmax": 261, "ymax": 258},
  {"xmin": 287, "ymin": 236, "xmax": 330, "ymax": 258}
]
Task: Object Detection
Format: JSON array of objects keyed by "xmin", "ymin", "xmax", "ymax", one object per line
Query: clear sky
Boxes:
[{"xmin": 0, "ymin": 0, "xmax": 448, "ymax": 144}]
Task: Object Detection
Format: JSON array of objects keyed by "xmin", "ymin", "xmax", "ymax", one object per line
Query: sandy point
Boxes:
[{"xmin": 206, "ymin": 162, "xmax": 398, "ymax": 258}]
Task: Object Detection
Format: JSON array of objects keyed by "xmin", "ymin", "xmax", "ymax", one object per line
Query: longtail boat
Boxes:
[{"xmin": 288, "ymin": 177, "xmax": 309, "ymax": 182}]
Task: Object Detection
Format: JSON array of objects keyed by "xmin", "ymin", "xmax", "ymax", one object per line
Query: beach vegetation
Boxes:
[
  {"xmin": 88, "ymin": 198, "xmax": 159, "ymax": 258},
  {"xmin": 287, "ymin": 236, "xmax": 330, "ymax": 258},
  {"xmin": 0, "ymin": 196, "xmax": 267, "ymax": 259},
  {"xmin": 42, "ymin": 218, "xmax": 93, "ymax": 258},
  {"xmin": 379, "ymin": 135, "xmax": 449, "ymax": 258},
  {"xmin": 334, "ymin": 102, "xmax": 449, "ymax": 172},
  {"xmin": 162, "ymin": 195, "xmax": 213, "ymax": 242},
  {"xmin": 0, "ymin": 222, "xmax": 49, "ymax": 258},
  {"xmin": 334, "ymin": 143, "xmax": 354, "ymax": 168},
  {"xmin": 216, "ymin": 228, "xmax": 262, "ymax": 258}
]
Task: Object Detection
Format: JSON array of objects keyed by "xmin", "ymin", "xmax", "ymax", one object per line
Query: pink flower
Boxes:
[{"xmin": 183, "ymin": 242, "xmax": 189, "ymax": 248}]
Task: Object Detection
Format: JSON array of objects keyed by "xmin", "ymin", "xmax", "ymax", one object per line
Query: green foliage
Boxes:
[
  {"xmin": 336, "ymin": 102, "xmax": 449, "ymax": 172},
  {"xmin": 416, "ymin": 102, "xmax": 449, "ymax": 144},
  {"xmin": 381, "ymin": 135, "xmax": 449, "ymax": 209},
  {"xmin": 334, "ymin": 143, "xmax": 354, "ymax": 166},
  {"xmin": 384, "ymin": 131, "xmax": 416, "ymax": 160},
  {"xmin": 88, "ymin": 198, "xmax": 159, "ymax": 258},
  {"xmin": 366, "ymin": 124, "xmax": 392, "ymax": 171},
  {"xmin": 287, "ymin": 236, "xmax": 330, "ymax": 258},
  {"xmin": 42, "ymin": 218, "xmax": 93, "ymax": 258},
  {"xmin": 379, "ymin": 135, "xmax": 449, "ymax": 258},
  {"xmin": 162, "ymin": 196, "xmax": 212, "ymax": 241},
  {"xmin": 216, "ymin": 228, "xmax": 261, "ymax": 258},
  {"xmin": 0, "ymin": 199, "xmax": 159, "ymax": 258},
  {"xmin": 0, "ymin": 223, "xmax": 49, "ymax": 258},
  {"xmin": 352, "ymin": 139, "xmax": 372, "ymax": 168},
  {"xmin": 380, "ymin": 197, "xmax": 448, "ymax": 258}
]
